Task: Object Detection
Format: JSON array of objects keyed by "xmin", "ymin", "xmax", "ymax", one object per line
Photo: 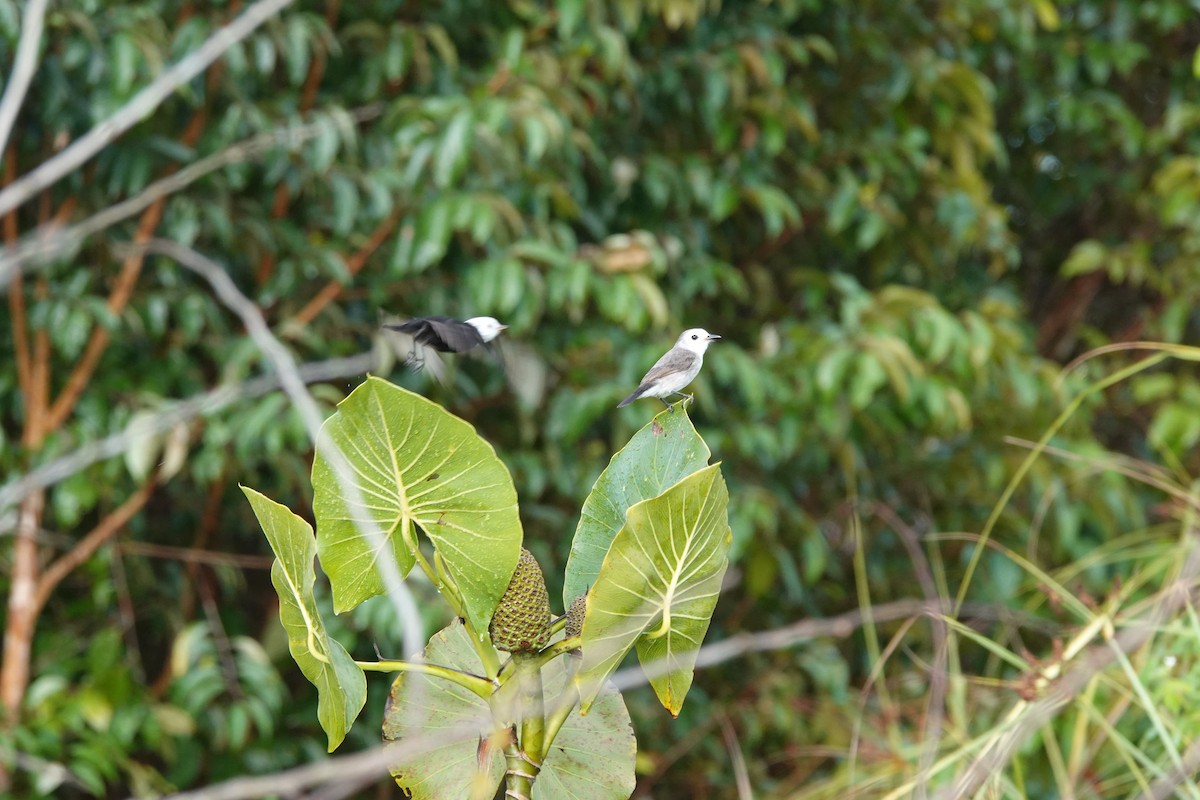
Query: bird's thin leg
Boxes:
[
  {"xmin": 405, "ymin": 344, "xmax": 427, "ymax": 371},
  {"xmin": 660, "ymin": 397, "xmax": 674, "ymax": 413}
]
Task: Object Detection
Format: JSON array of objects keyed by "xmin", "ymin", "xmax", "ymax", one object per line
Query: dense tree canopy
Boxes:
[{"xmin": 3, "ymin": 0, "xmax": 1200, "ymax": 797}]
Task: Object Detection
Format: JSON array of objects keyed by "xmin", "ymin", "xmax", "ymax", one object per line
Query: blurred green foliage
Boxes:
[{"xmin": 4, "ymin": 0, "xmax": 1200, "ymax": 796}]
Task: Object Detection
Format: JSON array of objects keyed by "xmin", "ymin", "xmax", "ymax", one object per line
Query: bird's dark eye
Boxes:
[{"xmin": 691, "ymin": 334, "xmax": 698, "ymax": 340}]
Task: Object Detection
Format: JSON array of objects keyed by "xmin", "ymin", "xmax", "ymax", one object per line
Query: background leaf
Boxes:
[
  {"xmin": 563, "ymin": 407, "xmax": 710, "ymax": 606},
  {"xmin": 577, "ymin": 464, "xmax": 731, "ymax": 714},
  {"xmin": 312, "ymin": 377, "xmax": 522, "ymax": 634},
  {"xmin": 240, "ymin": 486, "xmax": 366, "ymax": 751}
]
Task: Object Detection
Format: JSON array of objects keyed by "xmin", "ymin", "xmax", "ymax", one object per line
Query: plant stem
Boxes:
[
  {"xmin": 405, "ymin": 521, "xmax": 502, "ymax": 679},
  {"xmin": 542, "ymin": 656, "xmax": 581, "ymax": 749},
  {"xmin": 503, "ymin": 741, "xmax": 536, "ymax": 800},
  {"xmin": 355, "ymin": 659, "xmax": 494, "ymax": 698},
  {"xmin": 515, "ymin": 653, "xmax": 546, "ymax": 765},
  {"xmin": 502, "ymin": 652, "xmax": 544, "ymax": 798},
  {"xmin": 537, "ymin": 636, "xmax": 581, "ymax": 666}
]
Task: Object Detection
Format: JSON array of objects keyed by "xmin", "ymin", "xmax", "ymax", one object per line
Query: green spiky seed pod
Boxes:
[
  {"xmin": 565, "ymin": 594, "xmax": 587, "ymax": 640},
  {"xmin": 489, "ymin": 548, "xmax": 552, "ymax": 652}
]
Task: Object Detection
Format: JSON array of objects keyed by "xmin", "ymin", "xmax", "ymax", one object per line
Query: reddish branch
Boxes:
[
  {"xmin": 5, "ymin": 148, "xmax": 30, "ymax": 403},
  {"xmin": 292, "ymin": 208, "xmax": 403, "ymax": 325},
  {"xmin": 44, "ymin": 108, "xmax": 211, "ymax": 431},
  {"xmin": 33, "ymin": 479, "xmax": 158, "ymax": 614},
  {"xmin": 1, "ymin": 14, "xmax": 220, "ymax": 719},
  {"xmin": 256, "ymin": 0, "xmax": 342, "ymax": 285},
  {"xmin": 0, "ymin": 492, "xmax": 45, "ymax": 714}
]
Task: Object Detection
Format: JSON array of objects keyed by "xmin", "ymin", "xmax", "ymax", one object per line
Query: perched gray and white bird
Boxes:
[
  {"xmin": 384, "ymin": 315, "xmax": 507, "ymax": 368},
  {"xmin": 618, "ymin": 328, "xmax": 720, "ymax": 410}
]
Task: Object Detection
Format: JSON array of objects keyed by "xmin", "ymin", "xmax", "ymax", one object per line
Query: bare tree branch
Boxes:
[
  {"xmin": 0, "ymin": 351, "xmax": 379, "ymax": 521},
  {"xmin": 0, "ymin": 0, "xmax": 297, "ymax": 218},
  {"xmin": 0, "ymin": 0, "xmax": 49, "ymax": 158},
  {"xmin": 0, "ymin": 104, "xmax": 384, "ymax": 289}
]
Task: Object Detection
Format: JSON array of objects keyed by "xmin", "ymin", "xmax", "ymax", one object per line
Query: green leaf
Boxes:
[
  {"xmin": 1061, "ymin": 239, "xmax": 1108, "ymax": 277},
  {"xmin": 563, "ymin": 407, "xmax": 710, "ymax": 606},
  {"xmin": 532, "ymin": 659, "xmax": 636, "ymax": 800},
  {"xmin": 577, "ymin": 464, "xmax": 731, "ymax": 715},
  {"xmin": 383, "ymin": 621, "xmax": 635, "ymax": 800},
  {"xmin": 240, "ymin": 487, "xmax": 366, "ymax": 751},
  {"xmin": 435, "ymin": 108, "xmax": 474, "ymax": 187},
  {"xmin": 312, "ymin": 377, "xmax": 522, "ymax": 636},
  {"xmin": 383, "ymin": 621, "xmax": 506, "ymax": 800}
]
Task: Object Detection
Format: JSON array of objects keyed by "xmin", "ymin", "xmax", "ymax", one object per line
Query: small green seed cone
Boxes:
[
  {"xmin": 565, "ymin": 594, "xmax": 587, "ymax": 641},
  {"xmin": 489, "ymin": 548, "xmax": 552, "ymax": 653}
]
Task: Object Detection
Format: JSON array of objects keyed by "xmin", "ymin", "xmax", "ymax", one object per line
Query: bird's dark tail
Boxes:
[{"xmin": 617, "ymin": 385, "xmax": 648, "ymax": 408}]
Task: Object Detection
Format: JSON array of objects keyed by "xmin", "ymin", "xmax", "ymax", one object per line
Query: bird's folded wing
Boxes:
[{"xmin": 639, "ymin": 350, "xmax": 697, "ymax": 384}]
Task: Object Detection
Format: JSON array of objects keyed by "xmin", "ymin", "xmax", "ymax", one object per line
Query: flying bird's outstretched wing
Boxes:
[{"xmin": 386, "ymin": 316, "xmax": 485, "ymax": 353}]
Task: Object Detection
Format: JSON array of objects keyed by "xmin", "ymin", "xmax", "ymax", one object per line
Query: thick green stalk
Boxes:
[
  {"xmin": 515, "ymin": 653, "xmax": 546, "ymax": 765},
  {"xmin": 503, "ymin": 652, "xmax": 544, "ymax": 798},
  {"xmin": 503, "ymin": 741, "xmax": 536, "ymax": 800}
]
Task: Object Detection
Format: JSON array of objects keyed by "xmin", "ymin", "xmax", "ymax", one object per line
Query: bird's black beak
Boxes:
[{"xmin": 707, "ymin": 334, "xmax": 721, "ymax": 340}]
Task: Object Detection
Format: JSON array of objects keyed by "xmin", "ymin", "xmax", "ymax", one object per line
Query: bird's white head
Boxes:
[
  {"xmin": 465, "ymin": 316, "xmax": 508, "ymax": 343},
  {"xmin": 675, "ymin": 328, "xmax": 721, "ymax": 355}
]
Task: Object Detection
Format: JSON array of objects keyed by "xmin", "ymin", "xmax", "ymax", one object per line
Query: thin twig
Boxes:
[
  {"xmin": 720, "ymin": 714, "xmax": 754, "ymax": 800},
  {"xmin": 42, "ymin": 57, "xmax": 218, "ymax": 431},
  {"xmin": 611, "ymin": 599, "xmax": 1016, "ymax": 693},
  {"xmin": 33, "ymin": 478, "xmax": 158, "ymax": 613},
  {"xmin": 867, "ymin": 503, "xmax": 948, "ymax": 800},
  {"xmin": 290, "ymin": 207, "xmax": 403, "ymax": 326},
  {"xmin": 0, "ymin": 0, "xmax": 298, "ymax": 218},
  {"xmin": 0, "ymin": 0, "xmax": 50, "ymax": 157},
  {"xmin": 931, "ymin": 537, "xmax": 1200, "ymax": 799},
  {"xmin": 119, "ymin": 541, "xmax": 274, "ymax": 570},
  {"xmin": 108, "ymin": 543, "xmax": 146, "ymax": 683}
]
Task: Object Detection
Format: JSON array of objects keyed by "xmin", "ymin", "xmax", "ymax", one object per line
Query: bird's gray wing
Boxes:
[
  {"xmin": 422, "ymin": 318, "xmax": 486, "ymax": 352},
  {"xmin": 638, "ymin": 348, "xmax": 697, "ymax": 385}
]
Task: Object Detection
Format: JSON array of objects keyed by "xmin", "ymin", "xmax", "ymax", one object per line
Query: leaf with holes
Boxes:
[
  {"xmin": 576, "ymin": 464, "xmax": 730, "ymax": 716},
  {"xmin": 563, "ymin": 407, "xmax": 710, "ymax": 607},
  {"xmin": 241, "ymin": 486, "xmax": 366, "ymax": 751},
  {"xmin": 312, "ymin": 377, "xmax": 522, "ymax": 635}
]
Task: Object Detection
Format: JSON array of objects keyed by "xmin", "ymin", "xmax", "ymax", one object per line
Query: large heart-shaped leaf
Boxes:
[
  {"xmin": 312, "ymin": 377, "xmax": 522, "ymax": 635},
  {"xmin": 562, "ymin": 407, "xmax": 709, "ymax": 607},
  {"xmin": 383, "ymin": 621, "xmax": 506, "ymax": 800},
  {"xmin": 576, "ymin": 464, "xmax": 730, "ymax": 716},
  {"xmin": 384, "ymin": 622, "xmax": 635, "ymax": 800},
  {"xmin": 241, "ymin": 486, "xmax": 366, "ymax": 751},
  {"xmin": 533, "ymin": 657, "xmax": 636, "ymax": 800}
]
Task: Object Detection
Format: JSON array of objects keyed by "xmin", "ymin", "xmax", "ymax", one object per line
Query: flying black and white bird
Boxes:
[
  {"xmin": 618, "ymin": 328, "xmax": 720, "ymax": 411},
  {"xmin": 384, "ymin": 315, "xmax": 507, "ymax": 368}
]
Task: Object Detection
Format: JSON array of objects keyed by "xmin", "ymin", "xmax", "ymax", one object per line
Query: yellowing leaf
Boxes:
[{"xmin": 241, "ymin": 487, "xmax": 366, "ymax": 751}]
